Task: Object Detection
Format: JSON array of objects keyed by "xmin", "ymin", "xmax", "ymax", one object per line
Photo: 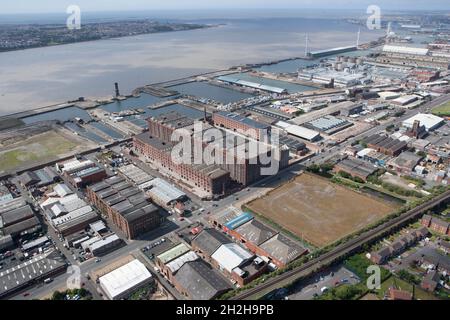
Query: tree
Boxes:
[{"xmin": 51, "ymin": 291, "xmax": 65, "ymax": 301}]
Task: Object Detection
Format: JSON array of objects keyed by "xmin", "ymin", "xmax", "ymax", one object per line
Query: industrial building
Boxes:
[
  {"xmin": 402, "ymin": 114, "xmax": 444, "ymax": 132},
  {"xmin": 173, "ymin": 260, "xmax": 231, "ymax": 300},
  {"xmin": 87, "ymin": 234, "xmax": 123, "ymax": 256},
  {"xmin": 134, "ymin": 133, "xmax": 230, "ymax": 196},
  {"xmin": 333, "ymin": 158, "xmax": 378, "ymax": 181},
  {"xmin": 191, "ymin": 228, "xmax": 232, "ymax": 262},
  {"xmin": 213, "ymin": 111, "xmax": 271, "ymax": 141},
  {"xmin": 51, "ymin": 204, "xmax": 99, "ymax": 237},
  {"xmin": 87, "ymin": 176, "xmax": 163, "ymax": 239},
  {"xmin": 217, "ymin": 75, "xmax": 288, "ymax": 94},
  {"xmin": 0, "ymin": 250, "xmax": 67, "ymax": 299},
  {"xmin": 363, "ymin": 134, "xmax": 408, "ymax": 157},
  {"xmin": 146, "ymin": 178, "xmax": 187, "ymax": 206},
  {"xmin": 275, "ymin": 121, "xmax": 321, "ymax": 142},
  {"xmin": 304, "ymin": 115, "xmax": 353, "ymax": 135},
  {"xmin": 210, "ymin": 242, "xmax": 266, "ymax": 286},
  {"xmin": 308, "ymin": 46, "xmax": 357, "ymax": 58},
  {"xmin": 56, "ymin": 158, "xmax": 107, "ymax": 188},
  {"xmin": 221, "ymin": 212, "xmax": 308, "ymax": 268},
  {"xmin": 389, "ymin": 151, "xmax": 423, "ymax": 174},
  {"xmin": 0, "ymin": 199, "xmax": 41, "ymax": 239},
  {"xmin": 18, "ymin": 167, "xmax": 60, "ymax": 188},
  {"xmin": 117, "ymin": 164, "xmax": 154, "ymax": 190},
  {"xmin": 135, "ymin": 109, "xmax": 289, "ymax": 193},
  {"xmin": 99, "ymin": 259, "xmax": 154, "ymax": 300},
  {"xmin": 377, "ymin": 45, "xmax": 450, "ymax": 70}
]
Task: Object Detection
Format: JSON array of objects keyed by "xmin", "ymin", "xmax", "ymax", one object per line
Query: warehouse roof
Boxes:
[
  {"xmin": 147, "ymin": 178, "xmax": 186, "ymax": 205},
  {"xmin": 192, "ymin": 228, "xmax": 232, "ymax": 257},
  {"xmin": 99, "ymin": 259, "xmax": 152, "ymax": 300},
  {"xmin": 0, "ymin": 250, "xmax": 66, "ymax": 298},
  {"xmin": 165, "ymin": 251, "xmax": 199, "ymax": 273},
  {"xmin": 235, "ymin": 220, "xmax": 277, "ymax": 245},
  {"xmin": 216, "ymin": 111, "xmax": 270, "ymax": 129},
  {"xmin": 174, "ymin": 260, "xmax": 231, "ymax": 300},
  {"xmin": 211, "ymin": 243, "xmax": 253, "ymax": 273},
  {"xmin": 0, "ymin": 204, "xmax": 34, "ymax": 227},
  {"xmin": 2, "ymin": 216, "xmax": 40, "ymax": 236},
  {"xmin": 53, "ymin": 184, "xmax": 73, "ymax": 198},
  {"xmin": 223, "ymin": 212, "xmax": 254, "ymax": 231},
  {"xmin": 382, "ymin": 45, "xmax": 429, "ymax": 56},
  {"xmin": 157, "ymin": 243, "xmax": 191, "ymax": 264},
  {"xmin": 260, "ymin": 234, "xmax": 307, "ymax": 265},
  {"xmin": 403, "ymin": 113, "xmax": 444, "ymax": 131},
  {"xmin": 284, "ymin": 124, "xmax": 321, "ymax": 141}
]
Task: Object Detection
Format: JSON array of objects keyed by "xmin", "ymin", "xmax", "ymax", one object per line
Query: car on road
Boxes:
[
  {"xmin": 95, "ymin": 258, "xmax": 101, "ymax": 263},
  {"xmin": 23, "ymin": 293, "xmax": 30, "ymax": 297}
]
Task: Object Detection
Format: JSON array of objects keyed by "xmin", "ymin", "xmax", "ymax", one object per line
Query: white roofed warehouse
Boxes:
[
  {"xmin": 402, "ymin": 113, "xmax": 444, "ymax": 132},
  {"xmin": 99, "ymin": 259, "xmax": 154, "ymax": 300}
]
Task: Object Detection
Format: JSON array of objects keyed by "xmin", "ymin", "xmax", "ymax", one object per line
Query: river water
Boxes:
[{"xmin": 0, "ymin": 12, "xmax": 384, "ymax": 116}]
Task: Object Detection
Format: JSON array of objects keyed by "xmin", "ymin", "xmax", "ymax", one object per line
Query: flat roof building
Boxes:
[
  {"xmin": 403, "ymin": 114, "xmax": 444, "ymax": 132},
  {"xmin": 99, "ymin": 259, "xmax": 153, "ymax": 300}
]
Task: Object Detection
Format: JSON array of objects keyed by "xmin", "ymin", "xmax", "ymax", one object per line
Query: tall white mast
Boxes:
[
  {"xmin": 356, "ymin": 27, "xmax": 361, "ymax": 48},
  {"xmin": 305, "ymin": 33, "xmax": 309, "ymax": 57}
]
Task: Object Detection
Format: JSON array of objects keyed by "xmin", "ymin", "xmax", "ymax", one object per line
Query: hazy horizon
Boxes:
[{"xmin": 1, "ymin": 0, "xmax": 449, "ymax": 15}]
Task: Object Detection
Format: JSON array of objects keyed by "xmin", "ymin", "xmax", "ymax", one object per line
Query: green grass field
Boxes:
[
  {"xmin": 432, "ymin": 101, "xmax": 450, "ymax": 116},
  {"xmin": 0, "ymin": 131, "xmax": 78, "ymax": 172}
]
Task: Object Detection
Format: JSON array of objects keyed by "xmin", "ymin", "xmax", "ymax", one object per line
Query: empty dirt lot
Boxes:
[{"xmin": 245, "ymin": 173, "xmax": 397, "ymax": 247}]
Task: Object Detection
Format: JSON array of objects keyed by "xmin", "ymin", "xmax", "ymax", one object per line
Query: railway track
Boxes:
[{"xmin": 232, "ymin": 190, "xmax": 450, "ymax": 300}]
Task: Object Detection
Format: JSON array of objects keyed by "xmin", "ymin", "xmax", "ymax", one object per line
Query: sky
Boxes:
[{"xmin": 1, "ymin": 0, "xmax": 449, "ymax": 14}]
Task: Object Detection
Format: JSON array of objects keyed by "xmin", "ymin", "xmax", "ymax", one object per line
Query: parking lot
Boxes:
[{"xmin": 288, "ymin": 265, "xmax": 360, "ymax": 300}]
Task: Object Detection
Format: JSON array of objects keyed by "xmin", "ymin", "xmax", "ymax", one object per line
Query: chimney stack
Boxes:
[{"xmin": 114, "ymin": 82, "xmax": 120, "ymax": 98}]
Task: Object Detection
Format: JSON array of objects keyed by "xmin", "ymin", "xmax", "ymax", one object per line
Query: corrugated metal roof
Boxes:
[
  {"xmin": 211, "ymin": 243, "xmax": 253, "ymax": 273},
  {"xmin": 224, "ymin": 212, "xmax": 253, "ymax": 230},
  {"xmin": 99, "ymin": 259, "xmax": 152, "ymax": 300},
  {"xmin": 147, "ymin": 178, "xmax": 186, "ymax": 205}
]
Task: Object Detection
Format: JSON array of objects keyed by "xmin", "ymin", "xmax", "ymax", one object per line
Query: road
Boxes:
[{"xmin": 232, "ymin": 189, "xmax": 450, "ymax": 300}]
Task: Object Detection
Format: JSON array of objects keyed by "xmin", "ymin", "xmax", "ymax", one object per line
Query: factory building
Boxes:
[
  {"xmin": 304, "ymin": 115, "xmax": 353, "ymax": 135},
  {"xmin": 133, "ymin": 133, "xmax": 230, "ymax": 196},
  {"xmin": 377, "ymin": 45, "xmax": 450, "ymax": 70},
  {"xmin": 217, "ymin": 75, "xmax": 288, "ymax": 94},
  {"xmin": 86, "ymin": 176, "xmax": 163, "ymax": 239},
  {"xmin": 99, "ymin": 259, "xmax": 154, "ymax": 300},
  {"xmin": 308, "ymin": 46, "xmax": 357, "ymax": 58},
  {"xmin": 210, "ymin": 243, "xmax": 267, "ymax": 286},
  {"xmin": 0, "ymin": 250, "xmax": 67, "ymax": 299},
  {"xmin": 148, "ymin": 111, "xmax": 196, "ymax": 143},
  {"xmin": 173, "ymin": 260, "xmax": 232, "ymax": 300},
  {"xmin": 212, "ymin": 111, "xmax": 271, "ymax": 141},
  {"xmin": 0, "ymin": 199, "xmax": 41, "ymax": 239},
  {"xmin": 333, "ymin": 158, "xmax": 378, "ymax": 182},
  {"xmin": 402, "ymin": 114, "xmax": 444, "ymax": 132},
  {"xmin": 135, "ymin": 110, "xmax": 288, "ymax": 191},
  {"xmin": 363, "ymin": 134, "xmax": 408, "ymax": 157},
  {"xmin": 56, "ymin": 158, "xmax": 106, "ymax": 188}
]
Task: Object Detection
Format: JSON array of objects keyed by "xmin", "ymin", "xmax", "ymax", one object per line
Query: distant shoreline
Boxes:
[{"xmin": 0, "ymin": 20, "xmax": 212, "ymax": 53}]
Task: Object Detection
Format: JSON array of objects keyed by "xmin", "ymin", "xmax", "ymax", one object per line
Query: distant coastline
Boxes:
[{"xmin": 0, "ymin": 20, "xmax": 211, "ymax": 53}]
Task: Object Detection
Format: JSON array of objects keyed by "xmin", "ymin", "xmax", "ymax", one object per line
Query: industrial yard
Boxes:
[
  {"xmin": 245, "ymin": 173, "xmax": 397, "ymax": 247},
  {"xmin": 0, "ymin": 126, "xmax": 93, "ymax": 174}
]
